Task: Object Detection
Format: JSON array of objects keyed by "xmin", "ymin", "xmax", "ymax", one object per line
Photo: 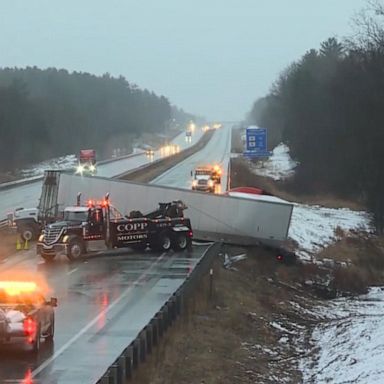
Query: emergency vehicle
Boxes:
[
  {"xmin": 0, "ymin": 281, "xmax": 57, "ymax": 353},
  {"xmin": 36, "ymin": 195, "xmax": 193, "ymax": 261}
]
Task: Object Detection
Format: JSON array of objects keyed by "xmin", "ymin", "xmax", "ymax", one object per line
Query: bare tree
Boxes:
[{"xmin": 348, "ymin": 0, "xmax": 384, "ymax": 50}]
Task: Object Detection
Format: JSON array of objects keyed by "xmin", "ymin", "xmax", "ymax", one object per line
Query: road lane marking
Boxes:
[
  {"xmin": 67, "ymin": 267, "xmax": 79, "ymax": 275},
  {"xmin": 31, "ymin": 252, "xmax": 167, "ymax": 379}
]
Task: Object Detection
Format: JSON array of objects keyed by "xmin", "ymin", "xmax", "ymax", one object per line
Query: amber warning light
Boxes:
[{"xmin": 0, "ymin": 281, "xmax": 37, "ymax": 296}]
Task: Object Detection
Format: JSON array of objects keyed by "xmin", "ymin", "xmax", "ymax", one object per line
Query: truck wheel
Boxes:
[
  {"xmin": 19, "ymin": 224, "xmax": 37, "ymax": 242},
  {"xmin": 172, "ymin": 233, "xmax": 188, "ymax": 251},
  {"xmin": 67, "ymin": 238, "xmax": 84, "ymax": 261},
  {"xmin": 41, "ymin": 253, "xmax": 56, "ymax": 262},
  {"xmin": 158, "ymin": 232, "xmax": 172, "ymax": 252}
]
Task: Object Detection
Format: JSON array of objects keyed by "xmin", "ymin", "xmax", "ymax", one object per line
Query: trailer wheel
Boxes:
[
  {"xmin": 172, "ymin": 232, "xmax": 188, "ymax": 251},
  {"xmin": 67, "ymin": 238, "xmax": 84, "ymax": 261},
  {"xmin": 157, "ymin": 231, "xmax": 172, "ymax": 252}
]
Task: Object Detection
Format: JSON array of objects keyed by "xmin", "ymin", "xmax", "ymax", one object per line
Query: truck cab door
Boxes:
[{"xmin": 88, "ymin": 208, "xmax": 104, "ymax": 237}]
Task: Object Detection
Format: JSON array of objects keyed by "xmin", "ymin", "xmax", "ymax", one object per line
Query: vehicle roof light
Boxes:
[{"xmin": 0, "ymin": 281, "xmax": 37, "ymax": 295}]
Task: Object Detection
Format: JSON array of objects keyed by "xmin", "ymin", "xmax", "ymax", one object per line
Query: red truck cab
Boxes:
[{"xmin": 76, "ymin": 149, "xmax": 97, "ymax": 175}]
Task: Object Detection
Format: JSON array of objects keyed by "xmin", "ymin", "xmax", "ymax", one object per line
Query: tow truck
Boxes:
[
  {"xmin": 0, "ymin": 281, "xmax": 57, "ymax": 353},
  {"xmin": 36, "ymin": 195, "xmax": 193, "ymax": 261}
]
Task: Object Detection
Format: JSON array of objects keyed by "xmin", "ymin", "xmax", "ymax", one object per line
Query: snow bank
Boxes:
[
  {"xmin": 301, "ymin": 287, "xmax": 384, "ymax": 383},
  {"xmin": 18, "ymin": 154, "xmax": 77, "ymax": 178},
  {"xmin": 245, "ymin": 142, "xmax": 373, "ymax": 259},
  {"xmin": 250, "ymin": 143, "xmax": 298, "ymax": 181},
  {"xmin": 290, "ymin": 204, "xmax": 373, "ymax": 260}
]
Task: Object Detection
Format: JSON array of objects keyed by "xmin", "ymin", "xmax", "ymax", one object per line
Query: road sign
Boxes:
[{"xmin": 244, "ymin": 126, "xmax": 271, "ymax": 157}]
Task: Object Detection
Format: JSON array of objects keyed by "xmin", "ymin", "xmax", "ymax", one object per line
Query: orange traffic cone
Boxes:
[
  {"xmin": 16, "ymin": 237, "xmax": 22, "ymax": 251},
  {"xmin": 23, "ymin": 239, "xmax": 29, "ymax": 250}
]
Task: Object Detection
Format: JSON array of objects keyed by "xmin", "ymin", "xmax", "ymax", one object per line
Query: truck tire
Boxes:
[
  {"xmin": 172, "ymin": 232, "xmax": 188, "ymax": 251},
  {"xmin": 19, "ymin": 223, "xmax": 38, "ymax": 242},
  {"xmin": 67, "ymin": 238, "xmax": 84, "ymax": 261},
  {"xmin": 156, "ymin": 231, "xmax": 172, "ymax": 252}
]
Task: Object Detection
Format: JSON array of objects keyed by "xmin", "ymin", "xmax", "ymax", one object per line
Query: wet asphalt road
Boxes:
[
  {"xmin": 0, "ymin": 126, "xmax": 218, "ymax": 382},
  {"xmin": 151, "ymin": 124, "xmax": 232, "ymax": 192},
  {"xmin": 0, "ymin": 244, "xmax": 209, "ymax": 383}
]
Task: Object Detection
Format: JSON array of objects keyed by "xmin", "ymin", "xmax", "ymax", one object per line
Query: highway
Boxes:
[
  {"xmin": 152, "ymin": 124, "xmax": 232, "ymax": 193},
  {"xmin": 0, "ymin": 129, "xmax": 204, "ymax": 220},
  {"xmin": 0, "ymin": 246, "xmax": 209, "ymax": 383},
  {"xmin": 0, "ymin": 124, "xmax": 232, "ymax": 383}
]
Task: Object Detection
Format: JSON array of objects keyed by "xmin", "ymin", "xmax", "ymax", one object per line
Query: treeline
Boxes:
[
  {"xmin": 0, "ymin": 67, "xmax": 187, "ymax": 171},
  {"xmin": 248, "ymin": 2, "xmax": 384, "ymax": 233}
]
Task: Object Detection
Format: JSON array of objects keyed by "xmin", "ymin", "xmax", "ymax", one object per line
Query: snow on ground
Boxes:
[
  {"xmin": 17, "ymin": 154, "xmax": 77, "ymax": 178},
  {"xmin": 300, "ymin": 287, "xmax": 384, "ymax": 384},
  {"xmin": 251, "ymin": 143, "xmax": 298, "ymax": 180},
  {"xmin": 248, "ymin": 142, "xmax": 374, "ymax": 260},
  {"xmin": 13, "ymin": 148, "xmax": 145, "ymax": 179},
  {"xmin": 290, "ymin": 204, "xmax": 373, "ymax": 260},
  {"xmin": 247, "ymin": 142, "xmax": 381, "ymax": 383}
]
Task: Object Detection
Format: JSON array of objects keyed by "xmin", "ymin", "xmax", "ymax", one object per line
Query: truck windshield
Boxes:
[
  {"xmin": 64, "ymin": 211, "xmax": 88, "ymax": 222},
  {"xmin": 195, "ymin": 170, "xmax": 210, "ymax": 176}
]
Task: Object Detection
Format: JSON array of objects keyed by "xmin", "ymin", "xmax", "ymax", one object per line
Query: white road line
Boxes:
[
  {"xmin": 67, "ymin": 267, "xmax": 79, "ymax": 275},
  {"xmin": 31, "ymin": 252, "xmax": 167, "ymax": 379}
]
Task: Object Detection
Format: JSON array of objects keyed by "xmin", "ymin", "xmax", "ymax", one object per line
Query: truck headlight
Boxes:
[
  {"xmin": 208, "ymin": 180, "xmax": 214, "ymax": 187},
  {"xmin": 192, "ymin": 180, "xmax": 198, "ymax": 187},
  {"xmin": 63, "ymin": 235, "xmax": 69, "ymax": 243},
  {"xmin": 76, "ymin": 165, "xmax": 84, "ymax": 174},
  {"xmin": 89, "ymin": 164, "xmax": 96, "ymax": 172},
  {"xmin": 38, "ymin": 234, "xmax": 45, "ymax": 242}
]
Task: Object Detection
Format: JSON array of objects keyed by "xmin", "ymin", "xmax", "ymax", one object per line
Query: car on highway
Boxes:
[
  {"xmin": 145, "ymin": 149, "xmax": 155, "ymax": 157},
  {"xmin": 0, "ymin": 281, "xmax": 57, "ymax": 353}
]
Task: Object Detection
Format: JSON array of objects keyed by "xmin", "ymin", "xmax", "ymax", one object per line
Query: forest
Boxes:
[
  {"xmin": 248, "ymin": 1, "xmax": 384, "ymax": 233},
  {"xmin": 0, "ymin": 67, "xmax": 191, "ymax": 172}
]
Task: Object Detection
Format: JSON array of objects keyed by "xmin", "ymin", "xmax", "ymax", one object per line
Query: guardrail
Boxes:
[
  {"xmin": 113, "ymin": 130, "xmax": 214, "ymax": 182},
  {"xmin": 0, "ymin": 219, "xmax": 8, "ymax": 231},
  {"xmin": 96, "ymin": 241, "xmax": 222, "ymax": 384},
  {"xmin": 0, "ymin": 152, "xmax": 145, "ymax": 192}
]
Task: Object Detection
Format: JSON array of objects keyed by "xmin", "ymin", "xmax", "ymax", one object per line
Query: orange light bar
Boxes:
[{"xmin": 0, "ymin": 281, "xmax": 37, "ymax": 296}]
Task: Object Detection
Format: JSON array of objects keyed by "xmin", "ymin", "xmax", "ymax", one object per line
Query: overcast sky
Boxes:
[{"xmin": 0, "ymin": 0, "xmax": 367, "ymax": 121}]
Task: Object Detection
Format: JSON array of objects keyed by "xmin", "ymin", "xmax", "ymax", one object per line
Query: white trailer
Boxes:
[{"xmin": 39, "ymin": 171, "xmax": 293, "ymax": 247}]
